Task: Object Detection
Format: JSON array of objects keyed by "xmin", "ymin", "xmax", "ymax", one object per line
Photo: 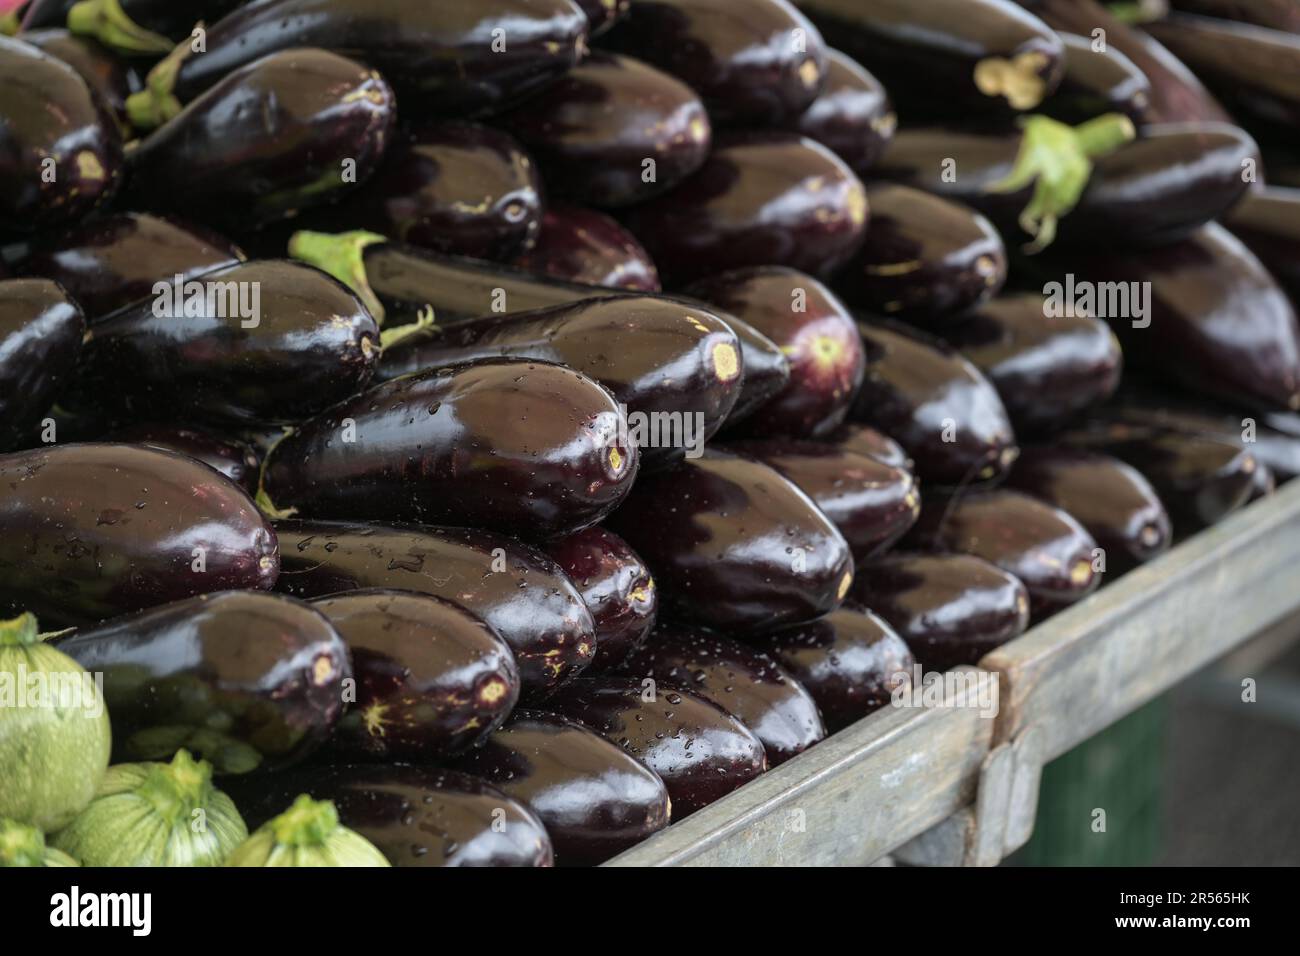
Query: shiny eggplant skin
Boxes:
[
  {"xmin": 852, "ymin": 321, "xmax": 1019, "ymax": 486},
  {"xmin": 1168, "ymin": 0, "xmax": 1300, "ymax": 33},
  {"xmin": 513, "ymin": 203, "xmax": 661, "ymax": 292},
  {"xmin": 759, "ymin": 604, "xmax": 914, "ymax": 733},
  {"xmin": 79, "ymin": 259, "xmax": 379, "ymax": 427},
  {"xmin": 273, "ymin": 520, "xmax": 596, "ymax": 699},
  {"xmin": 1224, "ymin": 186, "xmax": 1300, "ymax": 303},
  {"xmin": 618, "ymin": 625, "xmax": 825, "ymax": 766},
  {"xmin": 1046, "ymin": 32, "xmax": 1153, "ymax": 126},
  {"xmin": 833, "ymin": 184, "xmax": 1007, "ymax": 323},
  {"xmin": 263, "ymin": 360, "xmax": 637, "ymax": 539},
  {"xmin": 786, "ymin": 48, "xmax": 894, "ymax": 175},
  {"xmin": 601, "ymin": 0, "xmax": 826, "ymax": 126},
  {"xmin": 310, "ymin": 589, "xmax": 520, "ymax": 761},
  {"xmin": 0, "ymin": 36, "xmax": 122, "ymax": 233},
  {"xmin": 124, "ymin": 50, "xmax": 394, "ymax": 232},
  {"xmin": 52, "ymin": 591, "xmax": 348, "ymax": 774},
  {"xmin": 1007, "ymin": 446, "xmax": 1171, "ymax": 574},
  {"xmin": 905, "ymin": 489, "xmax": 1100, "ymax": 619},
  {"xmin": 493, "ymin": 51, "xmax": 711, "ymax": 208},
  {"xmin": 942, "ymin": 293, "xmax": 1123, "ymax": 433},
  {"xmin": 685, "ymin": 267, "xmax": 864, "ymax": 438},
  {"xmin": 375, "ymin": 296, "xmax": 742, "ymax": 464},
  {"xmin": 0, "ymin": 443, "xmax": 279, "ymax": 626},
  {"xmin": 450, "ymin": 710, "xmax": 669, "ymax": 865},
  {"xmin": 0, "ymin": 279, "xmax": 84, "ymax": 450},
  {"xmin": 15, "ymin": 212, "xmax": 244, "ymax": 323},
  {"xmin": 542, "ymin": 527, "xmax": 657, "ymax": 671},
  {"xmin": 222, "ymin": 764, "xmax": 554, "ymax": 866},
  {"xmin": 103, "ymin": 423, "xmax": 261, "ymax": 493},
  {"xmin": 724, "ymin": 438, "xmax": 919, "ymax": 562},
  {"xmin": 18, "ymin": 29, "xmax": 140, "ymax": 130},
  {"xmin": 66, "ymin": 0, "xmax": 244, "ymax": 45},
  {"xmin": 605, "ymin": 449, "xmax": 854, "ymax": 634},
  {"xmin": 623, "ymin": 131, "xmax": 867, "ymax": 286},
  {"xmin": 545, "ymin": 677, "xmax": 767, "ymax": 816},
  {"xmin": 799, "ymin": 0, "xmax": 1064, "ymax": 115},
  {"xmin": 852, "ymin": 552, "xmax": 1031, "ymax": 672},
  {"xmin": 824, "ymin": 423, "xmax": 913, "ymax": 471}
]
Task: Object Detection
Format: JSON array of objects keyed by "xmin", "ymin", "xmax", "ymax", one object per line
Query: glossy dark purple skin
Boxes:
[
  {"xmin": 264, "ymin": 361, "xmax": 637, "ymax": 540},
  {"xmin": 18, "ymin": 29, "xmax": 141, "ymax": 130},
  {"xmin": 686, "ymin": 267, "xmax": 864, "ymax": 437},
  {"xmin": 493, "ymin": 52, "xmax": 711, "ymax": 208},
  {"xmin": 1007, "ymin": 446, "xmax": 1171, "ymax": 575},
  {"xmin": 853, "ymin": 552, "xmax": 1031, "ymax": 672},
  {"xmin": 542, "ymin": 527, "xmax": 657, "ymax": 671},
  {"xmin": 80, "ymin": 260, "xmax": 378, "ymax": 427},
  {"xmin": 545, "ymin": 677, "xmax": 767, "ymax": 816},
  {"xmin": 787, "ymin": 47, "xmax": 894, "ymax": 175},
  {"xmin": 0, "ymin": 36, "xmax": 121, "ymax": 234},
  {"xmin": 1046, "ymin": 32, "xmax": 1153, "ymax": 126},
  {"xmin": 759, "ymin": 604, "xmax": 914, "ymax": 733},
  {"xmin": 606, "ymin": 449, "xmax": 854, "ymax": 634},
  {"xmin": 824, "ymin": 423, "xmax": 912, "ymax": 470},
  {"xmin": 310, "ymin": 589, "xmax": 520, "ymax": 762},
  {"xmin": 724, "ymin": 438, "xmax": 919, "ymax": 563},
  {"xmin": 103, "ymin": 423, "xmax": 261, "ymax": 493},
  {"xmin": 941, "ymin": 293, "xmax": 1122, "ymax": 434},
  {"xmin": 0, "ymin": 279, "xmax": 84, "ymax": 451},
  {"xmin": 125, "ymin": 50, "xmax": 394, "ymax": 232},
  {"xmin": 22, "ymin": 0, "xmax": 243, "ymax": 41},
  {"xmin": 513, "ymin": 203, "xmax": 661, "ymax": 292},
  {"xmin": 852, "ymin": 322, "xmax": 1018, "ymax": 486},
  {"xmin": 52, "ymin": 591, "xmax": 347, "ymax": 774},
  {"xmin": 222, "ymin": 764, "xmax": 554, "ymax": 867},
  {"xmin": 450, "ymin": 710, "xmax": 670, "ymax": 865},
  {"xmin": 601, "ymin": 0, "xmax": 826, "ymax": 126},
  {"xmin": 0, "ymin": 443, "xmax": 279, "ymax": 626},
  {"xmin": 16, "ymin": 212, "xmax": 244, "ymax": 323},
  {"xmin": 624, "ymin": 131, "xmax": 868, "ymax": 286},
  {"xmin": 1224, "ymin": 186, "xmax": 1300, "ymax": 304},
  {"xmin": 272, "ymin": 520, "xmax": 597, "ymax": 699},
  {"xmin": 1168, "ymin": 0, "xmax": 1300, "ymax": 32}
]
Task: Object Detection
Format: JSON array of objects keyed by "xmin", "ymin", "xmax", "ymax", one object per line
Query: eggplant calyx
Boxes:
[
  {"xmin": 0, "ymin": 819, "xmax": 49, "ymax": 867},
  {"xmin": 0, "ymin": 612, "xmax": 39, "ymax": 647},
  {"xmin": 68, "ymin": 0, "xmax": 174, "ymax": 55},
  {"xmin": 128, "ymin": 37, "xmax": 193, "ymax": 130},
  {"xmin": 378, "ymin": 305, "xmax": 439, "ymax": 351},
  {"xmin": 0, "ymin": 10, "xmax": 19, "ymax": 36},
  {"xmin": 271, "ymin": 796, "xmax": 342, "ymax": 848},
  {"xmin": 289, "ymin": 230, "xmax": 388, "ymax": 325},
  {"xmin": 135, "ymin": 750, "xmax": 215, "ymax": 823}
]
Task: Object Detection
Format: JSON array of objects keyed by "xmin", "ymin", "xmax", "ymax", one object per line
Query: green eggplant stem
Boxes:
[
  {"xmin": 0, "ymin": 612, "xmax": 39, "ymax": 647},
  {"xmin": 271, "ymin": 796, "xmax": 341, "ymax": 848},
  {"xmin": 0, "ymin": 10, "xmax": 20, "ymax": 35},
  {"xmin": 378, "ymin": 304, "xmax": 438, "ymax": 351},
  {"xmin": 289, "ymin": 230, "xmax": 389, "ymax": 325},
  {"xmin": 135, "ymin": 750, "xmax": 214, "ymax": 822},
  {"xmin": 68, "ymin": 0, "xmax": 175, "ymax": 55},
  {"xmin": 126, "ymin": 38, "xmax": 191, "ymax": 130}
]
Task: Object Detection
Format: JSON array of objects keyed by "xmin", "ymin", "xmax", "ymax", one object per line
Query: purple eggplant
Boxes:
[
  {"xmin": 18, "ymin": 28, "xmax": 141, "ymax": 130},
  {"xmin": 0, "ymin": 443, "xmax": 278, "ymax": 626},
  {"xmin": 786, "ymin": 47, "xmax": 895, "ymax": 175},
  {"xmin": 1223, "ymin": 186, "xmax": 1300, "ymax": 303},
  {"xmin": 605, "ymin": 449, "xmax": 854, "ymax": 634},
  {"xmin": 22, "ymin": 1, "xmax": 242, "ymax": 51},
  {"xmin": 542, "ymin": 527, "xmax": 657, "ymax": 671},
  {"xmin": 272, "ymin": 520, "xmax": 596, "ymax": 699},
  {"xmin": 1046, "ymin": 31, "xmax": 1153, "ymax": 125},
  {"xmin": 0, "ymin": 279, "xmax": 84, "ymax": 450},
  {"xmin": 51, "ymin": 591, "xmax": 348, "ymax": 774},
  {"xmin": 309, "ymin": 589, "xmax": 520, "ymax": 761},
  {"xmin": 1168, "ymin": 0, "xmax": 1300, "ymax": 33},
  {"xmin": 513, "ymin": 203, "xmax": 661, "ymax": 292},
  {"xmin": 102, "ymin": 423, "xmax": 261, "ymax": 493},
  {"xmin": 823, "ymin": 423, "xmax": 912, "ymax": 470}
]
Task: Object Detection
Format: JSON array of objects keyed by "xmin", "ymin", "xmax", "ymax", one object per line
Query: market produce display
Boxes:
[{"xmin": 2, "ymin": 0, "xmax": 1299, "ymax": 868}]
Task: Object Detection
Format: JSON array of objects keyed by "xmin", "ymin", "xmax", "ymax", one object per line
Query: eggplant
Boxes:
[
  {"xmin": 605, "ymin": 449, "xmax": 854, "ymax": 634},
  {"xmin": 823, "ymin": 423, "xmax": 913, "ymax": 471},
  {"xmin": 723, "ymin": 438, "xmax": 919, "ymax": 562},
  {"xmin": 852, "ymin": 553, "xmax": 1031, "ymax": 671},
  {"xmin": 1046, "ymin": 32, "xmax": 1153, "ymax": 125},
  {"xmin": 759, "ymin": 605, "xmax": 914, "ymax": 733},
  {"xmin": 449, "ymin": 710, "xmax": 670, "ymax": 865},
  {"xmin": 51, "ymin": 591, "xmax": 347, "ymax": 774},
  {"xmin": 786, "ymin": 47, "xmax": 894, "ymax": 175},
  {"xmin": 623, "ymin": 131, "xmax": 868, "ymax": 286},
  {"xmin": 601, "ymin": 0, "xmax": 827, "ymax": 126},
  {"xmin": 513, "ymin": 203, "xmax": 662, "ymax": 292},
  {"xmin": 0, "ymin": 35, "xmax": 121, "ymax": 233},
  {"xmin": 685, "ymin": 267, "xmax": 864, "ymax": 437},
  {"xmin": 852, "ymin": 322, "xmax": 1019, "ymax": 486},
  {"xmin": 1223, "ymin": 186, "xmax": 1300, "ymax": 303},
  {"xmin": 832, "ymin": 184, "xmax": 1007, "ymax": 323},
  {"xmin": 545, "ymin": 677, "xmax": 767, "ymax": 816},
  {"xmin": 18, "ymin": 28, "xmax": 141, "ymax": 129},
  {"xmin": 0, "ymin": 443, "xmax": 278, "ymax": 626},
  {"xmin": 492, "ymin": 52, "xmax": 710, "ymax": 208},
  {"xmin": 1007, "ymin": 447, "xmax": 1171, "ymax": 574},
  {"xmin": 15, "ymin": 212, "xmax": 244, "ymax": 323},
  {"xmin": 0, "ymin": 279, "xmax": 84, "ymax": 450},
  {"xmin": 618, "ymin": 626, "xmax": 825, "ymax": 766},
  {"xmin": 64, "ymin": 1, "xmax": 243, "ymax": 51},
  {"xmin": 375, "ymin": 296, "xmax": 742, "ymax": 464},
  {"xmin": 1168, "ymin": 0, "xmax": 1300, "ymax": 33},
  {"xmin": 799, "ymin": 0, "xmax": 1065, "ymax": 115},
  {"xmin": 941, "ymin": 293, "xmax": 1123, "ymax": 433},
  {"xmin": 542, "ymin": 527, "xmax": 657, "ymax": 671},
  {"xmin": 262, "ymin": 360, "xmax": 637, "ymax": 539},
  {"xmin": 78, "ymin": 259, "xmax": 379, "ymax": 427},
  {"xmin": 102, "ymin": 423, "xmax": 260, "ymax": 493},
  {"xmin": 309, "ymin": 589, "xmax": 519, "ymax": 761},
  {"xmin": 273, "ymin": 520, "xmax": 596, "ymax": 699},
  {"xmin": 127, "ymin": 0, "xmax": 587, "ymax": 126},
  {"xmin": 123, "ymin": 49, "xmax": 395, "ymax": 232},
  {"xmin": 222, "ymin": 764, "xmax": 553, "ymax": 867}
]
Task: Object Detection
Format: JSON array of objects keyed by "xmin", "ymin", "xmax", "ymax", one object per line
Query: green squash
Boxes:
[
  {"xmin": 0, "ymin": 818, "xmax": 79, "ymax": 867},
  {"xmin": 227, "ymin": 795, "xmax": 390, "ymax": 867},
  {"xmin": 0, "ymin": 613, "xmax": 111, "ymax": 830}
]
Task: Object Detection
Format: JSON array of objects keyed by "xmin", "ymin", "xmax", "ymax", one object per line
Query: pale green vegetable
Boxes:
[
  {"xmin": 0, "ymin": 818, "xmax": 79, "ymax": 867},
  {"xmin": 227, "ymin": 795, "xmax": 390, "ymax": 867}
]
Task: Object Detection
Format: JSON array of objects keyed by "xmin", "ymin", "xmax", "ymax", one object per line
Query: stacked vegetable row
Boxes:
[{"xmin": 3, "ymin": 0, "xmax": 1300, "ymax": 867}]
